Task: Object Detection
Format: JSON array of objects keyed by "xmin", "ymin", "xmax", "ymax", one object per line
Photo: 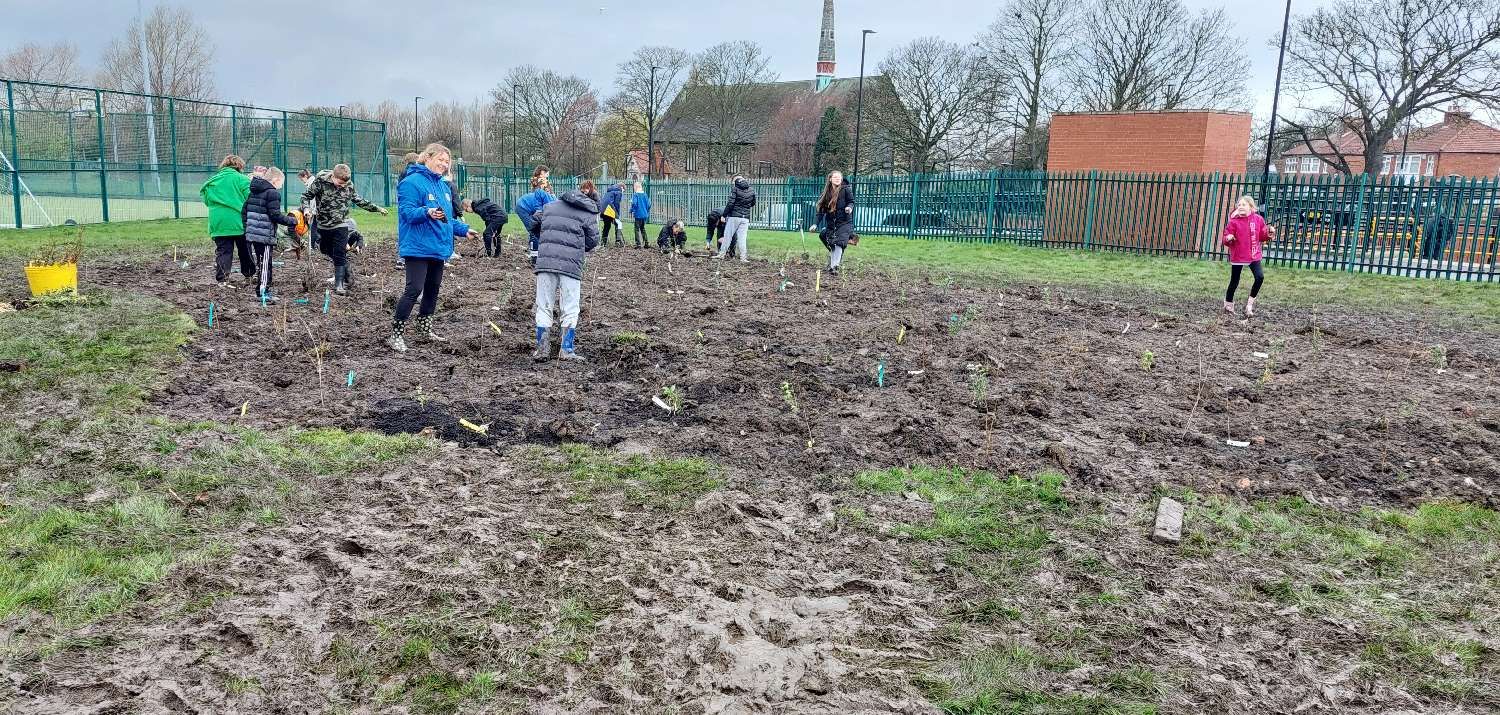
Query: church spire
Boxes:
[{"xmin": 816, "ymin": 0, "xmax": 835, "ymax": 92}]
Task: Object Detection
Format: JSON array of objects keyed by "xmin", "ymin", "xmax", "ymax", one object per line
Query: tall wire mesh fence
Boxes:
[
  {"xmin": 6, "ymin": 79, "xmax": 1495, "ymax": 284},
  {"xmin": 1, "ymin": 79, "xmax": 388, "ymax": 228}
]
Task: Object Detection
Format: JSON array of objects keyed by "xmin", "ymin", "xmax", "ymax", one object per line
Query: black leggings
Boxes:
[
  {"xmin": 1226, "ymin": 261, "xmax": 1264, "ymax": 301},
  {"xmin": 395, "ymin": 258, "xmax": 445, "ymax": 321},
  {"xmin": 634, "ymin": 218, "xmax": 648, "ymax": 246}
]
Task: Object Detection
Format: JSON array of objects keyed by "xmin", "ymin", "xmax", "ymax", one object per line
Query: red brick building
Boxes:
[
  {"xmin": 1043, "ymin": 111, "xmax": 1252, "ymax": 252},
  {"xmin": 1281, "ymin": 108, "xmax": 1500, "ymax": 178},
  {"xmin": 1047, "ymin": 110, "xmax": 1253, "ymax": 173}
]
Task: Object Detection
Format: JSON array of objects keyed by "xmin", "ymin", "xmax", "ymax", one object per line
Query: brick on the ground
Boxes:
[{"xmin": 1152, "ymin": 497, "xmax": 1185, "ymax": 545}]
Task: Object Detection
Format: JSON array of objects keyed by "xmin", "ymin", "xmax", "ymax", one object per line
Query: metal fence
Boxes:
[
  {"xmin": 612, "ymin": 171, "xmax": 1498, "ymax": 283},
  {"xmin": 1, "ymin": 79, "xmax": 388, "ymax": 228}
]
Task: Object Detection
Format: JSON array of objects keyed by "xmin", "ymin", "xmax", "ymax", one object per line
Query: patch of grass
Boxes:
[
  {"xmin": 855, "ymin": 467, "xmax": 1068, "ymax": 552},
  {"xmin": 611, "ymin": 330, "xmax": 649, "ymax": 346},
  {"xmin": 538, "ymin": 443, "xmax": 720, "ymax": 509},
  {"xmin": 921, "ymin": 643, "xmax": 1158, "ymax": 715},
  {"xmin": 0, "ymin": 291, "xmax": 193, "ymax": 412},
  {"xmin": 225, "ymin": 674, "xmax": 262, "ymax": 695}
]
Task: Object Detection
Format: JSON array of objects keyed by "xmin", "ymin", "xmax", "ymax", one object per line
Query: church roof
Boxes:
[{"xmin": 655, "ymin": 76, "xmax": 873, "ymax": 146}]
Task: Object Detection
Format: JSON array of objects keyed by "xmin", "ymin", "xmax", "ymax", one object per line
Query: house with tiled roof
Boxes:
[
  {"xmin": 624, "ymin": 149, "xmax": 672, "ymax": 181},
  {"xmin": 1281, "ymin": 107, "xmax": 1500, "ymax": 179}
]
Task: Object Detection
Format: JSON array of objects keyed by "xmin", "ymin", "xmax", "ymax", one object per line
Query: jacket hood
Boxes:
[
  {"xmin": 734, "ymin": 177, "xmax": 751, "ymax": 190},
  {"xmin": 249, "ymin": 176, "xmax": 273, "ymax": 192},
  {"xmin": 401, "ymin": 163, "xmax": 438, "ymax": 181},
  {"xmin": 560, "ymin": 190, "xmax": 598, "ymax": 212}
]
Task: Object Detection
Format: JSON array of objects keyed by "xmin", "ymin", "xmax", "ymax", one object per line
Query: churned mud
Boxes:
[{"xmin": 6, "ymin": 233, "xmax": 1498, "ymax": 714}]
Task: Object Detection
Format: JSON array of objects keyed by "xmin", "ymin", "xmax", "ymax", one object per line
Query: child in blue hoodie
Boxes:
[
  {"xmin": 516, "ymin": 174, "xmax": 556, "ymax": 261},
  {"xmin": 629, "ymin": 182, "xmax": 652, "ymax": 249}
]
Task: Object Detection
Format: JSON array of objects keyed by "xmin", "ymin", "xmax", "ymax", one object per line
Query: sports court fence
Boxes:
[
  {"xmin": 1, "ymin": 79, "xmax": 388, "ymax": 228},
  {"xmin": 6, "ymin": 79, "xmax": 1496, "ymax": 283}
]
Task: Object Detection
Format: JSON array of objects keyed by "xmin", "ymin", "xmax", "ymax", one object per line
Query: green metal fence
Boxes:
[
  {"xmin": 1, "ymin": 79, "xmax": 388, "ymax": 228},
  {"xmin": 619, "ymin": 171, "xmax": 1498, "ymax": 283}
]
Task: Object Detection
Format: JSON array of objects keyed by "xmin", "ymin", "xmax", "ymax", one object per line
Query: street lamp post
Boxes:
[
  {"xmin": 852, "ymin": 30, "xmax": 876, "ymax": 187},
  {"xmin": 1260, "ymin": 0, "xmax": 1293, "ymax": 202},
  {"xmin": 571, "ymin": 127, "xmax": 578, "ymax": 177},
  {"xmin": 413, "ymin": 96, "xmax": 422, "ymax": 153},
  {"xmin": 511, "ymin": 84, "xmax": 520, "ymax": 169},
  {"xmin": 338, "ymin": 105, "xmax": 347, "ymax": 117},
  {"xmin": 647, "ymin": 65, "xmax": 659, "ymax": 192}
]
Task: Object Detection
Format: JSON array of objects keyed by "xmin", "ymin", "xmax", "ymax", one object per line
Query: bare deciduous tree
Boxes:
[
  {"xmin": 606, "ymin": 46, "xmax": 690, "ymax": 162},
  {"xmin": 492, "ymin": 66, "xmax": 596, "ymax": 169},
  {"xmin": 1280, "ymin": 0, "xmax": 1500, "ymax": 177},
  {"xmin": 97, "ymin": 4, "xmax": 215, "ymax": 101},
  {"xmin": 0, "ymin": 42, "xmax": 83, "ymax": 110},
  {"xmin": 1069, "ymin": 0, "xmax": 1246, "ymax": 112},
  {"xmin": 867, "ymin": 37, "xmax": 995, "ymax": 172},
  {"xmin": 976, "ymin": 0, "xmax": 1078, "ymax": 168},
  {"xmin": 678, "ymin": 41, "xmax": 778, "ymax": 175}
]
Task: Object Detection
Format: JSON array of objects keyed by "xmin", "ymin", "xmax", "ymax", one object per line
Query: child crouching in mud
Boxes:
[{"xmin": 1221, "ymin": 195, "xmax": 1275, "ymax": 318}]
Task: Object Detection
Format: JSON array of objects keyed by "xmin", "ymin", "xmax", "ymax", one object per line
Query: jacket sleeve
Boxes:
[
  {"xmin": 267, "ymin": 188, "xmax": 297, "ymax": 226},
  {"xmin": 397, "ymin": 179, "xmax": 428, "ymax": 225},
  {"xmin": 300, "ymin": 182, "xmax": 319, "ymax": 213},
  {"xmin": 353, "ymin": 192, "xmax": 381, "ymax": 212},
  {"xmin": 583, "ymin": 213, "xmax": 600, "ymax": 252},
  {"xmin": 450, "ymin": 219, "xmax": 472, "ymax": 237}
]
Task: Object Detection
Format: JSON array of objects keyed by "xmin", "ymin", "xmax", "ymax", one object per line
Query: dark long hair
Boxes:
[{"xmin": 816, "ymin": 172, "xmax": 845, "ymax": 213}]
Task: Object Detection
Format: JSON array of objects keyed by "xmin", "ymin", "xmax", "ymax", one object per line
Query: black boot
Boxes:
[
  {"xmin": 386, "ymin": 319, "xmax": 408, "ymax": 352},
  {"xmin": 334, "ymin": 265, "xmax": 349, "ymax": 295}
]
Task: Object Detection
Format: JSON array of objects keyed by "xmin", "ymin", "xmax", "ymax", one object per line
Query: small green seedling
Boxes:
[
  {"xmin": 660, "ymin": 385, "xmax": 684, "ymax": 415},
  {"xmin": 967, "ymin": 364, "xmax": 990, "ymax": 406},
  {"xmin": 1139, "ymin": 351, "xmax": 1155, "ymax": 371},
  {"xmin": 1431, "ymin": 345, "xmax": 1447, "ymax": 369},
  {"xmin": 780, "ymin": 381, "xmax": 800, "ymax": 415}
]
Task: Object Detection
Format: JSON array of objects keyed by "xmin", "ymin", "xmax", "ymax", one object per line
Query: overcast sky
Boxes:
[{"xmin": 5, "ymin": 0, "xmax": 1330, "ymax": 116}]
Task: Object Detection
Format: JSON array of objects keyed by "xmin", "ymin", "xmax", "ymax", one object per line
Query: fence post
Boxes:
[
  {"xmin": 4, "ymin": 81, "xmax": 21, "ymax": 230},
  {"xmin": 279, "ymin": 111, "xmax": 289, "ymax": 210},
  {"xmin": 1200, "ymin": 171, "xmax": 1221, "ymax": 260},
  {"xmin": 784, "ymin": 174, "xmax": 795, "ymax": 231},
  {"xmin": 382, "ymin": 127, "xmax": 391, "ymax": 206},
  {"xmin": 168, "ymin": 98, "xmax": 180, "ymax": 219},
  {"xmin": 908, "ymin": 172, "xmax": 920, "ymax": 239},
  {"xmin": 1346, "ymin": 173, "xmax": 1369, "ymax": 272},
  {"xmin": 95, "ymin": 89, "xmax": 109, "ymax": 223},
  {"xmin": 230, "ymin": 105, "xmax": 238, "ymax": 155},
  {"xmin": 985, "ymin": 169, "xmax": 999, "ymax": 242},
  {"xmin": 1082, "ymin": 169, "xmax": 1099, "ymax": 249}
]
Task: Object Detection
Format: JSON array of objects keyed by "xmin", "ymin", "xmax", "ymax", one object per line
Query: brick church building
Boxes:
[{"xmin": 652, "ymin": 0, "xmax": 871, "ymax": 178}]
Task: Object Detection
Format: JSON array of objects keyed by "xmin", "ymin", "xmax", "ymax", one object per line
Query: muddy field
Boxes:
[
  {"xmin": 9, "ymin": 235, "xmax": 1500, "ymax": 714},
  {"xmin": 130, "ymin": 237, "xmax": 1500, "ymax": 507}
]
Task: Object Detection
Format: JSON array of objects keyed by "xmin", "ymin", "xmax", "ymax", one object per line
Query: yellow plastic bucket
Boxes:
[{"xmin": 24, "ymin": 263, "xmax": 78, "ymax": 297}]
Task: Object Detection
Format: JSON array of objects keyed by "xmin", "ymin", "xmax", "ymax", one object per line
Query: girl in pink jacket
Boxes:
[{"xmin": 1221, "ymin": 195, "xmax": 1276, "ymax": 317}]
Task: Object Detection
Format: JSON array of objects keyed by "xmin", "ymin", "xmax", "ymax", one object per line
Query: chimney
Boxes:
[
  {"xmin": 816, "ymin": 0, "xmax": 835, "ymax": 92},
  {"xmin": 1444, "ymin": 104, "xmax": 1473, "ymax": 124}
]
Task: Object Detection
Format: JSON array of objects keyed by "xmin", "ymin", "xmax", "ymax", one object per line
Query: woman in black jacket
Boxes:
[{"xmin": 807, "ymin": 170, "xmax": 854, "ymax": 275}]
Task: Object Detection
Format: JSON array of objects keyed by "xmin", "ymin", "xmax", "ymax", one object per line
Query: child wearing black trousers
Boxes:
[
  {"xmin": 705, "ymin": 209, "xmax": 724, "ymax": 251},
  {"xmin": 465, "ymin": 198, "xmax": 509, "ymax": 257}
]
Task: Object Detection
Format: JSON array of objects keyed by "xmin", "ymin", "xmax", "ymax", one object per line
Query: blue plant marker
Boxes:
[
  {"xmin": 260, "ymin": 292, "xmax": 267, "ymax": 308},
  {"xmin": 322, "ymin": 290, "xmax": 331, "ymax": 314},
  {"xmin": 294, "ymin": 298, "xmax": 310, "ymax": 304},
  {"xmin": 877, "ymin": 359, "xmax": 886, "ymax": 387},
  {"xmin": 207, "ymin": 301, "xmax": 215, "ymax": 327},
  {"xmin": 346, "ymin": 370, "xmax": 355, "ymax": 387}
]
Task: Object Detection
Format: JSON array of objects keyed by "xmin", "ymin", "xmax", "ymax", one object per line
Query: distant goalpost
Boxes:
[{"xmin": 0, "ymin": 147, "xmax": 55, "ymax": 228}]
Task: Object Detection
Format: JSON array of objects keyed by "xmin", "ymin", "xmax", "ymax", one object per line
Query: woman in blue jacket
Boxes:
[
  {"xmin": 629, "ymin": 182, "xmax": 652, "ymax": 248},
  {"xmin": 386, "ymin": 143, "xmax": 476, "ymax": 353}
]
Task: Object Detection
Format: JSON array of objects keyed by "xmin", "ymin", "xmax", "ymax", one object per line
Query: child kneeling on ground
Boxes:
[
  {"xmin": 533, "ymin": 188, "xmax": 601, "ymax": 362},
  {"xmin": 658, "ymin": 219, "xmax": 687, "ymax": 253},
  {"xmin": 242, "ymin": 166, "xmax": 300, "ymax": 302}
]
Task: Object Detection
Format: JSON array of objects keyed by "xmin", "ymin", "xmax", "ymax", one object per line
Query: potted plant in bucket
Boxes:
[{"xmin": 25, "ymin": 231, "xmax": 81, "ymax": 298}]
